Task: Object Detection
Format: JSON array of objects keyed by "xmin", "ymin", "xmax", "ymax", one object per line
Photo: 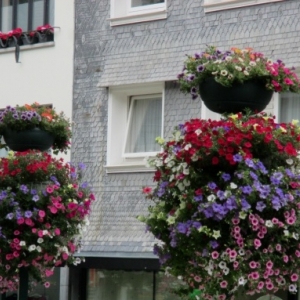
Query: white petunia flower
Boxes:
[
  {"xmin": 265, "ymin": 220, "xmax": 273, "ymax": 227},
  {"xmin": 28, "ymin": 245, "xmax": 36, "ymax": 252},
  {"xmin": 230, "ymin": 182, "xmax": 237, "ymax": 189},
  {"xmin": 207, "ymin": 194, "xmax": 216, "ymax": 202}
]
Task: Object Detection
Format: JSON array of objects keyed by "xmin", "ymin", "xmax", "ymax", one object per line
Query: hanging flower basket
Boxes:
[
  {"xmin": 198, "ymin": 77, "xmax": 273, "ymax": 114},
  {"xmin": 139, "ymin": 113, "xmax": 300, "ymax": 299},
  {"xmin": 0, "ymin": 103, "xmax": 71, "ymax": 155},
  {"xmin": 0, "ymin": 150, "xmax": 95, "ymax": 293},
  {"xmin": 177, "ymin": 46, "xmax": 300, "ymax": 114},
  {"xmin": 3, "ymin": 127, "xmax": 55, "ymax": 152}
]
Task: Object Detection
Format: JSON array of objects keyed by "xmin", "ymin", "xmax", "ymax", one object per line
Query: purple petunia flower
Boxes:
[
  {"xmin": 240, "ymin": 185, "xmax": 253, "ymax": 194},
  {"xmin": 32, "ymin": 195, "xmax": 39, "ymax": 202},
  {"xmin": 271, "ymin": 196, "xmax": 281, "ymax": 210},
  {"xmin": 24, "ymin": 211, "xmax": 33, "ymax": 218},
  {"xmin": 225, "ymin": 196, "xmax": 237, "ymax": 211},
  {"xmin": 208, "ymin": 182, "xmax": 217, "ymax": 190},
  {"xmin": 250, "ymin": 171, "xmax": 258, "ymax": 181},
  {"xmin": 20, "ymin": 185, "xmax": 29, "ymax": 194},
  {"xmin": 241, "ymin": 198, "xmax": 251, "ymax": 211},
  {"xmin": 256, "ymin": 201, "xmax": 266, "ymax": 212},
  {"xmin": 270, "ymin": 172, "xmax": 284, "ymax": 185},
  {"xmin": 217, "ymin": 190, "xmax": 226, "ymax": 200},
  {"xmin": 221, "ymin": 173, "xmax": 231, "ymax": 181},
  {"xmin": 210, "ymin": 240, "xmax": 219, "ymax": 249},
  {"xmin": 233, "ymin": 154, "xmax": 243, "ymax": 162}
]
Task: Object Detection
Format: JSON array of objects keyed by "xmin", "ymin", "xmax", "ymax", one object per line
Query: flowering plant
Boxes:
[
  {"xmin": 0, "ymin": 28, "xmax": 22, "ymax": 47},
  {"xmin": 35, "ymin": 24, "xmax": 54, "ymax": 34},
  {"xmin": 0, "ymin": 150, "xmax": 94, "ymax": 293},
  {"xmin": 140, "ymin": 113, "xmax": 300, "ymax": 299},
  {"xmin": 0, "ymin": 103, "xmax": 71, "ymax": 154},
  {"xmin": 178, "ymin": 46, "xmax": 300, "ymax": 100}
]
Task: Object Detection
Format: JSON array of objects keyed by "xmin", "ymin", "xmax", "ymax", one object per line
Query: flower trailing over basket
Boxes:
[
  {"xmin": 139, "ymin": 112, "xmax": 300, "ymax": 299},
  {"xmin": 178, "ymin": 46, "xmax": 300, "ymax": 100},
  {"xmin": 0, "ymin": 103, "xmax": 71, "ymax": 154},
  {"xmin": 0, "ymin": 150, "xmax": 95, "ymax": 293}
]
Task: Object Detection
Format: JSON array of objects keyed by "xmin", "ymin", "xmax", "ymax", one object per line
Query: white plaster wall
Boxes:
[{"xmin": 0, "ymin": 0, "xmax": 74, "ymax": 161}]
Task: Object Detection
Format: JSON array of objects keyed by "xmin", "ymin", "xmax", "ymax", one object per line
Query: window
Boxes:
[
  {"xmin": 131, "ymin": 0, "xmax": 164, "ymax": 7},
  {"xmin": 202, "ymin": 0, "xmax": 284, "ymax": 13},
  {"xmin": 124, "ymin": 95, "xmax": 162, "ymax": 156},
  {"xmin": 277, "ymin": 93, "xmax": 300, "ymax": 123},
  {"xmin": 110, "ymin": 0, "xmax": 167, "ymax": 26},
  {"xmin": 1, "ymin": 0, "xmax": 54, "ymax": 32},
  {"xmin": 87, "ymin": 270, "xmax": 183, "ymax": 300},
  {"xmin": 106, "ymin": 82, "xmax": 164, "ymax": 173}
]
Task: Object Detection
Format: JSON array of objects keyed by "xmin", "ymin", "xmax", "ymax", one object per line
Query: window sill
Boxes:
[
  {"xmin": 0, "ymin": 41, "xmax": 54, "ymax": 54},
  {"xmin": 105, "ymin": 164, "xmax": 155, "ymax": 174},
  {"xmin": 110, "ymin": 9, "xmax": 167, "ymax": 26},
  {"xmin": 202, "ymin": 0, "xmax": 284, "ymax": 13}
]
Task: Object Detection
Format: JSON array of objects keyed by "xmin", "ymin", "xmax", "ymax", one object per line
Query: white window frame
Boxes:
[
  {"xmin": 202, "ymin": 0, "xmax": 284, "ymax": 13},
  {"xmin": 106, "ymin": 82, "xmax": 164, "ymax": 174},
  {"xmin": 109, "ymin": 0, "xmax": 167, "ymax": 27}
]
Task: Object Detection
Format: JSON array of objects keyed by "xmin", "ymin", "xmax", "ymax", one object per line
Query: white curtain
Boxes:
[
  {"xmin": 131, "ymin": 0, "xmax": 164, "ymax": 7},
  {"xmin": 280, "ymin": 93, "xmax": 300, "ymax": 122},
  {"xmin": 125, "ymin": 97, "xmax": 162, "ymax": 153}
]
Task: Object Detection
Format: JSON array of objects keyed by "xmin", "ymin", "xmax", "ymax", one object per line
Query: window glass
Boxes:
[
  {"xmin": 17, "ymin": 0, "xmax": 29, "ymax": 31},
  {"xmin": 155, "ymin": 272, "xmax": 185, "ymax": 300},
  {"xmin": 87, "ymin": 270, "xmax": 153, "ymax": 300},
  {"xmin": 1, "ymin": 0, "xmax": 13, "ymax": 32},
  {"xmin": 131, "ymin": 0, "xmax": 164, "ymax": 7},
  {"xmin": 279, "ymin": 93, "xmax": 300, "ymax": 122},
  {"xmin": 49, "ymin": 0, "xmax": 54, "ymax": 25},
  {"xmin": 125, "ymin": 96, "xmax": 162, "ymax": 154},
  {"xmin": 33, "ymin": 0, "xmax": 44, "ymax": 28},
  {"xmin": 1, "ymin": 0, "xmax": 53, "ymax": 32}
]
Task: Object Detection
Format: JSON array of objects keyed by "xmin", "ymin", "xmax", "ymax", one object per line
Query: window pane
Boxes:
[
  {"xmin": 2, "ymin": 0, "xmax": 13, "ymax": 32},
  {"xmin": 33, "ymin": 0, "xmax": 44, "ymax": 28},
  {"xmin": 125, "ymin": 97, "xmax": 162, "ymax": 153},
  {"xmin": 131, "ymin": 0, "xmax": 164, "ymax": 7},
  {"xmin": 17, "ymin": 0, "xmax": 29, "ymax": 31},
  {"xmin": 49, "ymin": 0, "xmax": 54, "ymax": 25},
  {"xmin": 87, "ymin": 270, "xmax": 153, "ymax": 300},
  {"xmin": 279, "ymin": 93, "xmax": 300, "ymax": 122},
  {"xmin": 155, "ymin": 272, "xmax": 185, "ymax": 300}
]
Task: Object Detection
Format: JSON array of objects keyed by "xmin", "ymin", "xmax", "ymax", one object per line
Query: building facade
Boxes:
[
  {"xmin": 0, "ymin": 1, "xmax": 74, "ymax": 299},
  {"xmin": 72, "ymin": 0, "xmax": 300, "ymax": 299}
]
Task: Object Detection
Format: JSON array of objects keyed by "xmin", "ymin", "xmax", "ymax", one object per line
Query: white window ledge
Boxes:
[
  {"xmin": 105, "ymin": 164, "xmax": 155, "ymax": 174},
  {"xmin": 203, "ymin": 0, "xmax": 284, "ymax": 13},
  {"xmin": 109, "ymin": 10, "xmax": 167, "ymax": 26},
  {"xmin": 0, "ymin": 41, "xmax": 54, "ymax": 54}
]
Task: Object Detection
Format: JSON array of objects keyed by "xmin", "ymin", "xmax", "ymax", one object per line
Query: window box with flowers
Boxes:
[
  {"xmin": 178, "ymin": 46, "xmax": 300, "ymax": 114},
  {"xmin": 0, "ymin": 25, "xmax": 55, "ymax": 49}
]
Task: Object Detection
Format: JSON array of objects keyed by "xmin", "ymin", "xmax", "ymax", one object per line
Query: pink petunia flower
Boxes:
[
  {"xmin": 291, "ymin": 274, "xmax": 298, "ymax": 282},
  {"xmin": 220, "ymin": 281, "xmax": 228, "ymax": 288},
  {"xmin": 211, "ymin": 251, "xmax": 219, "ymax": 259}
]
